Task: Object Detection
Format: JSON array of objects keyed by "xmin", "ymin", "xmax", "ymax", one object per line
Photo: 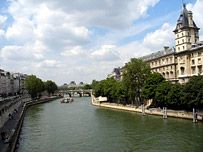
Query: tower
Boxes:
[{"xmin": 173, "ymin": 4, "xmax": 200, "ymax": 52}]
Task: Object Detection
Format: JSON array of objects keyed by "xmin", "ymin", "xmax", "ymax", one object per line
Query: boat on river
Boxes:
[{"xmin": 61, "ymin": 96, "xmax": 73, "ymax": 103}]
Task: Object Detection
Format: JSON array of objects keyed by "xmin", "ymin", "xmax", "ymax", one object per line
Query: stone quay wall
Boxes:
[
  {"xmin": 91, "ymin": 95, "xmax": 203, "ymax": 122},
  {"xmin": 0, "ymin": 96, "xmax": 62, "ymax": 152}
]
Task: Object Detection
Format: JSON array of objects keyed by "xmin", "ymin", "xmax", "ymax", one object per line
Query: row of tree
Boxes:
[
  {"xmin": 93, "ymin": 58, "xmax": 203, "ymax": 110},
  {"xmin": 25, "ymin": 75, "xmax": 58, "ymax": 99}
]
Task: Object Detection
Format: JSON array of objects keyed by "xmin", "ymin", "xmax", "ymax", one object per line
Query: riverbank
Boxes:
[
  {"xmin": 0, "ymin": 96, "xmax": 62, "ymax": 152},
  {"xmin": 91, "ymin": 95, "xmax": 203, "ymax": 122}
]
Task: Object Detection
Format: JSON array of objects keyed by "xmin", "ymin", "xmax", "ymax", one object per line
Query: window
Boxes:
[
  {"xmin": 182, "ymin": 39, "xmax": 184, "ymax": 43},
  {"xmin": 183, "ymin": 46, "xmax": 185, "ymax": 50},
  {"xmin": 192, "ymin": 67, "xmax": 196, "ymax": 74},
  {"xmin": 198, "ymin": 58, "xmax": 201, "ymax": 64},
  {"xmin": 198, "ymin": 52, "xmax": 201, "ymax": 56},
  {"xmin": 166, "ymin": 72, "xmax": 169, "ymax": 78},
  {"xmin": 177, "ymin": 34, "xmax": 179, "ymax": 38},
  {"xmin": 188, "ymin": 38, "xmax": 190, "ymax": 42},
  {"xmin": 182, "ymin": 33, "xmax": 184, "ymax": 36},
  {"xmin": 198, "ymin": 66, "xmax": 202, "ymax": 74},
  {"xmin": 178, "ymin": 41, "xmax": 179, "ymax": 44},
  {"xmin": 178, "ymin": 47, "xmax": 180, "ymax": 51},
  {"xmin": 180, "ymin": 67, "xmax": 185, "ymax": 75},
  {"xmin": 192, "ymin": 59, "xmax": 195, "ymax": 65},
  {"xmin": 191, "ymin": 53, "xmax": 194, "ymax": 58},
  {"xmin": 188, "ymin": 32, "xmax": 190, "ymax": 36}
]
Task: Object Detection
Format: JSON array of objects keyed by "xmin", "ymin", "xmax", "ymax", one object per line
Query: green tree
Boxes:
[
  {"xmin": 44, "ymin": 80, "xmax": 58, "ymax": 95},
  {"xmin": 83, "ymin": 84, "xmax": 92, "ymax": 90},
  {"xmin": 167, "ymin": 83, "xmax": 184, "ymax": 109},
  {"xmin": 25, "ymin": 75, "xmax": 45, "ymax": 99},
  {"xmin": 123, "ymin": 58, "xmax": 151, "ymax": 105},
  {"xmin": 183, "ymin": 75, "xmax": 203, "ymax": 109},
  {"xmin": 155, "ymin": 81, "xmax": 171, "ymax": 107},
  {"xmin": 142, "ymin": 72, "xmax": 165, "ymax": 100}
]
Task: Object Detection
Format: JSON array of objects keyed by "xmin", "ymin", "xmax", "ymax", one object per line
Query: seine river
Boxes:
[{"xmin": 17, "ymin": 97, "xmax": 203, "ymax": 152}]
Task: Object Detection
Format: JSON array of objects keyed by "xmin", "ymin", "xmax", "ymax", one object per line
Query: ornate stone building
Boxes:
[{"xmin": 142, "ymin": 4, "xmax": 203, "ymax": 84}]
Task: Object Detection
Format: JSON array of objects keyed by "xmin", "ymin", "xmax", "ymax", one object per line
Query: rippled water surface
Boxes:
[{"xmin": 17, "ymin": 97, "xmax": 203, "ymax": 152}]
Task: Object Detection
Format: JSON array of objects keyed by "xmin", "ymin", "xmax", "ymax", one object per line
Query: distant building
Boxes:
[
  {"xmin": 68, "ymin": 81, "xmax": 77, "ymax": 88},
  {"xmin": 107, "ymin": 67, "xmax": 122, "ymax": 81},
  {"xmin": 0, "ymin": 69, "xmax": 27, "ymax": 96},
  {"xmin": 142, "ymin": 4, "xmax": 203, "ymax": 84},
  {"xmin": 108, "ymin": 4, "xmax": 203, "ymax": 84}
]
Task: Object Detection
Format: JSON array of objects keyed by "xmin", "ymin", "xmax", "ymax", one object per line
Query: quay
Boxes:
[
  {"xmin": 0, "ymin": 95, "xmax": 62, "ymax": 152},
  {"xmin": 91, "ymin": 95, "xmax": 203, "ymax": 122}
]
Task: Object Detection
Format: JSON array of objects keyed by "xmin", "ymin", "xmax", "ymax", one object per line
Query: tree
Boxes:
[
  {"xmin": 44, "ymin": 80, "xmax": 58, "ymax": 95},
  {"xmin": 83, "ymin": 84, "xmax": 92, "ymax": 90},
  {"xmin": 167, "ymin": 83, "xmax": 184, "ymax": 109},
  {"xmin": 155, "ymin": 81, "xmax": 171, "ymax": 107},
  {"xmin": 25, "ymin": 75, "xmax": 45, "ymax": 99},
  {"xmin": 183, "ymin": 75, "xmax": 203, "ymax": 109},
  {"xmin": 142, "ymin": 72, "xmax": 165, "ymax": 100},
  {"xmin": 122, "ymin": 58, "xmax": 151, "ymax": 105}
]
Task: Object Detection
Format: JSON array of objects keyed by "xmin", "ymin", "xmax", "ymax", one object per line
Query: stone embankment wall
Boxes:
[
  {"xmin": 0, "ymin": 96, "xmax": 61, "ymax": 152},
  {"xmin": 91, "ymin": 95, "xmax": 203, "ymax": 121},
  {"xmin": 0, "ymin": 96, "xmax": 31, "ymax": 129}
]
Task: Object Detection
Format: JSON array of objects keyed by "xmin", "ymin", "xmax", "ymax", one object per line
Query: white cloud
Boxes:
[
  {"xmin": 36, "ymin": 59, "xmax": 62, "ymax": 68},
  {"xmin": 91, "ymin": 45, "xmax": 120, "ymax": 62},
  {"xmin": 0, "ymin": 45, "xmax": 44, "ymax": 61},
  {"xmin": 143, "ymin": 23, "xmax": 174, "ymax": 49},
  {"xmin": 3, "ymin": 0, "xmax": 190, "ymax": 85},
  {"xmin": 61, "ymin": 46, "xmax": 86, "ymax": 57},
  {"xmin": 187, "ymin": 0, "xmax": 203, "ymax": 39},
  {"xmin": 0, "ymin": 15, "xmax": 7, "ymax": 26},
  {"xmin": 117, "ymin": 22, "xmax": 175, "ymax": 63}
]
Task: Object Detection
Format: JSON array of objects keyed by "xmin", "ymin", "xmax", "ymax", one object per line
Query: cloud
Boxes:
[
  {"xmin": 4, "ymin": 0, "xmax": 194, "ymax": 85},
  {"xmin": 0, "ymin": 44, "xmax": 44, "ymax": 61},
  {"xmin": 143, "ymin": 23, "xmax": 174, "ymax": 49},
  {"xmin": 36, "ymin": 59, "xmax": 62, "ymax": 68},
  {"xmin": 61, "ymin": 46, "xmax": 86, "ymax": 57},
  {"xmin": 187, "ymin": 0, "xmax": 203, "ymax": 38},
  {"xmin": 91, "ymin": 45, "xmax": 120, "ymax": 62},
  {"xmin": 0, "ymin": 15, "xmax": 7, "ymax": 26},
  {"xmin": 117, "ymin": 22, "xmax": 175, "ymax": 63}
]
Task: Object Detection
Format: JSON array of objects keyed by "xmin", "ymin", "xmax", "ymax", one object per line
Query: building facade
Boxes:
[
  {"xmin": 142, "ymin": 4, "xmax": 203, "ymax": 84},
  {"xmin": 108, "ymin": 4, "xmax": 203, "ymax": 84},
  {"xmin": 0, "ymin": 69, "xmax": 27, "ymax": 96}
]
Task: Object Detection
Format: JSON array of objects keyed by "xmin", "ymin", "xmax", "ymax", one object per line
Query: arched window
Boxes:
[{"xmin": 180, "ymin": 67, "xmax": 185, "ymax": 75}]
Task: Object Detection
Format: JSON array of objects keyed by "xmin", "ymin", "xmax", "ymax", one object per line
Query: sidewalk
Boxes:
[{"xmin": 0, "ymin": 102, "xmax": 25, "ymax": 152}]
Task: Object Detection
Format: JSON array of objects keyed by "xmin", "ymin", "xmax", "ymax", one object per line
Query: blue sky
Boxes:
[{"xmin": 0, "ymin": 0, "xmax": 202, "ymax": 85}]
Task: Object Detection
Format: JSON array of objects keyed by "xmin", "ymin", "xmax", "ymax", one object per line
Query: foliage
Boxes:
[
  {"xmin": 44, "ymin": 80, "xmax": 58, "ymax": 95},
  {"xmin": 92, "ymin": 59, "xmax": 203, "ymax": 110},
  {"xmin": 183, "ymin": 75, "xmax": 203, "ymax": 109},
  {"xmin": 167, "ymin": 83, "xmax": 184, "ymax": 109},
  {"xmin": 82, "ymin": 84, "xmax": 92, "ymax": 90},
  {"xmin": 122, "ymin": 58, "xmax": 151, "ymax": 105},
  {"xmin": 155, "ymin": 81, "xmax": 171, "ymax": 107},
  {"xmin": 92, "ymin": 78, "xmax": 127, "ymax": 103},
  {"xmin": 25, "ymin": 75, "xmax": 45, "ymax": 99},
  {"xmin": 142, "ymin": 73, "xmax": 165, "ymax": 100}
]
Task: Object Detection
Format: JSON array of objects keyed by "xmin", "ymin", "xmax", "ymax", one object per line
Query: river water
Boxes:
[{"xmin": 17, "ymin": 97, "xmax": 203, "ymax": 152}]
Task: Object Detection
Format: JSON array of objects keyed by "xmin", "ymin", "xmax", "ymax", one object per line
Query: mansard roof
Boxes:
[
  {"xmin": 140, "ymin": 47, "xmax": 176, "ymax": 62},
  {"xmin": 174, "ymin": 4, "xmax": 199, "ymax": 32}
]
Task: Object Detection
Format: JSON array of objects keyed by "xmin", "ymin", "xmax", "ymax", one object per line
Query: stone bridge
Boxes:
[{"xmin": 58, "ymin": 89, "xmax": 92, "ymax": 97}]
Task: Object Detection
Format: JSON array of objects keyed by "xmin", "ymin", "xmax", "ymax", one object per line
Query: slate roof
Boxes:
[{"xmin": 174, "ymin": 4, "xmax": 199, "ymax": 32}]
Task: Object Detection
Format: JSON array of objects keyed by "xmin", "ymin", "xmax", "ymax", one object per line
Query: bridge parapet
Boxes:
[{"xmin": 58, "ymin": 89, "xmax": 92, "ymax": 97}]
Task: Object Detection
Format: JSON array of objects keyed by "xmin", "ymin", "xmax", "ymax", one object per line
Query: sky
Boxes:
[{"xmin": 0, "ymin": 0, "xmax": 202, "ymax": 85}]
